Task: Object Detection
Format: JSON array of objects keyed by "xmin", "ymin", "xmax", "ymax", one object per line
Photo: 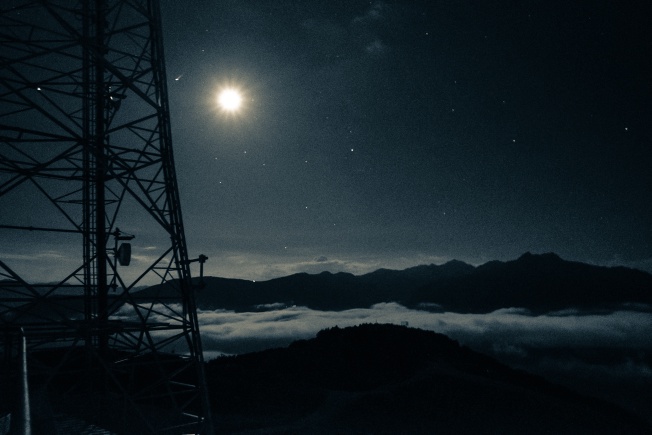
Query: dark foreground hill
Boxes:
[
  {"xmin": 206, "ymin": 324, "xmax": 651, "ymax": 434},
  {"xmin": 140, "ymin": 252, "xmax": 652, "ymax": 313}
]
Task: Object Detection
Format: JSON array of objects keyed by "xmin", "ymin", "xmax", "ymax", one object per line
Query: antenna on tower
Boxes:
[{"xmin": 0, "ymin": 1, "xmax": 213, "ymax": 433}]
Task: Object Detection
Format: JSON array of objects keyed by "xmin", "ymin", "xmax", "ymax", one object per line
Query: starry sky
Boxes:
[{"xmin": 159, "ymin": 0, "xmax": 652, "ymax": 280}]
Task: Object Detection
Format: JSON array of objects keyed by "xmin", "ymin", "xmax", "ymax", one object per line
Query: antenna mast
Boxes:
[{"xmin": 0, "ymin": 1, "xmax": 212, "ymax": 432}]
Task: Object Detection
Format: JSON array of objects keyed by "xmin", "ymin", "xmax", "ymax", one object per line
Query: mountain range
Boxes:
[{"xmin": 140, "ymin": 252, "xmax": 652, "ymax": 314}]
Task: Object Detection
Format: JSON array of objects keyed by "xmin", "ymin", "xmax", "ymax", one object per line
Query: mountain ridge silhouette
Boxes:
[{"xmin": 138, "ymin": 252, "xmax": 652, "ymax": 313}]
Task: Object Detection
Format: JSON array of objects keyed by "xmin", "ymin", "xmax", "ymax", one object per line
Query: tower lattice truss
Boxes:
[{"xmin": 0, "ymin": 1, "xmax": 211, "ymax": 433}]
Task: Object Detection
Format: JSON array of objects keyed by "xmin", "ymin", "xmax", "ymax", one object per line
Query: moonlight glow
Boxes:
[{"xmin": 218, "ymin": 89, "xmax": 242, "ymax": 112}]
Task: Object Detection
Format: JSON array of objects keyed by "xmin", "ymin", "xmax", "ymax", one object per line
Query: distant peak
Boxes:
[
  {"xmin": 443, "ymin": 259, "xmax": 472, "ymax": 267},
  {"xmin": 517, "ymin": 252, "xmax": 562, "ymax": 262}
]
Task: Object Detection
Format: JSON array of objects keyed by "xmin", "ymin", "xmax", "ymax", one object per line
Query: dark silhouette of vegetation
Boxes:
[{"xmin": 206, "ymin": 324, "xmax": 651, "ymax": 434}]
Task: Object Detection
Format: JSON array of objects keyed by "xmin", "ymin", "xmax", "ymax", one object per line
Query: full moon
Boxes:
[{"xmin": 218, "ymin": 89, "xmax": 242, "ymax": 111}]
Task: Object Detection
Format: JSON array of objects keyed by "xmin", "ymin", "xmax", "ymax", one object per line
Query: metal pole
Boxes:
[
  {"xmin": 94, "ymin": 0, "xmax": 109, "ymax": 354},
  {"xmin": 19, "ymin": 328, "xmax": 31, "ymax": 435}
]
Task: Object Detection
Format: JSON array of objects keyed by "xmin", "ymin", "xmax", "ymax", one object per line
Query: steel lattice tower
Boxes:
[{"xmin": 0, "ymin": 1, "xmax": 212, "ymax": 433}]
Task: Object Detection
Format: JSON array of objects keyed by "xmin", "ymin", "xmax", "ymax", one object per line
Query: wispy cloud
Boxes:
[
  {"xmin": 352, "ymin": 1, "xmax": 389, "ymax": 57},
  {"xmin": 365, "ymin": 39, "xmax": 386, "ymax": 55},
  {"xmin": 298, "ymin": 1, "xmax": 390, "ymax": 61},
  {"xmin": 0, "ymin": 249, "xmax": 81, "ymax": 283},
  {"xmin": 353, "ymin": 1, "xmax": 388, "ymax": 24},
  {"xmin": 0, "ymin": 250, "xmax": 66, "ymax": 261}
]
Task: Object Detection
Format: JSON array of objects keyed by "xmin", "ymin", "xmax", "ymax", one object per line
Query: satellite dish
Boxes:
[{"xmin": 117, "ymin": 243, "xmax": 131, "ymax": 266}]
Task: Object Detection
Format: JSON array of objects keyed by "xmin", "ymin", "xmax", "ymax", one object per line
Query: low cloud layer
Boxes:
[{"xmin": 194, "ymin": 303, "xmax": 652, "ymax": 360}]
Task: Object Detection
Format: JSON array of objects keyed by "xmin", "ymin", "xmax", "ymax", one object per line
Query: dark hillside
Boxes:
[{"xmin": 206, "ymin": 324, "xmax": 650, "ymax": 434}]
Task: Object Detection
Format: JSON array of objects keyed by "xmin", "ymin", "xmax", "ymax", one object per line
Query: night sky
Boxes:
[{"xmin": 159, "ymin": 0, "xmax": 652, "ymax": 280}]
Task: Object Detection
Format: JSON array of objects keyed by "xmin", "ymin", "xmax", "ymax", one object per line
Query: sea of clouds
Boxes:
[{"xmin": 193, "ymin": 302, "xmax": 652, "ymax": 358}]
